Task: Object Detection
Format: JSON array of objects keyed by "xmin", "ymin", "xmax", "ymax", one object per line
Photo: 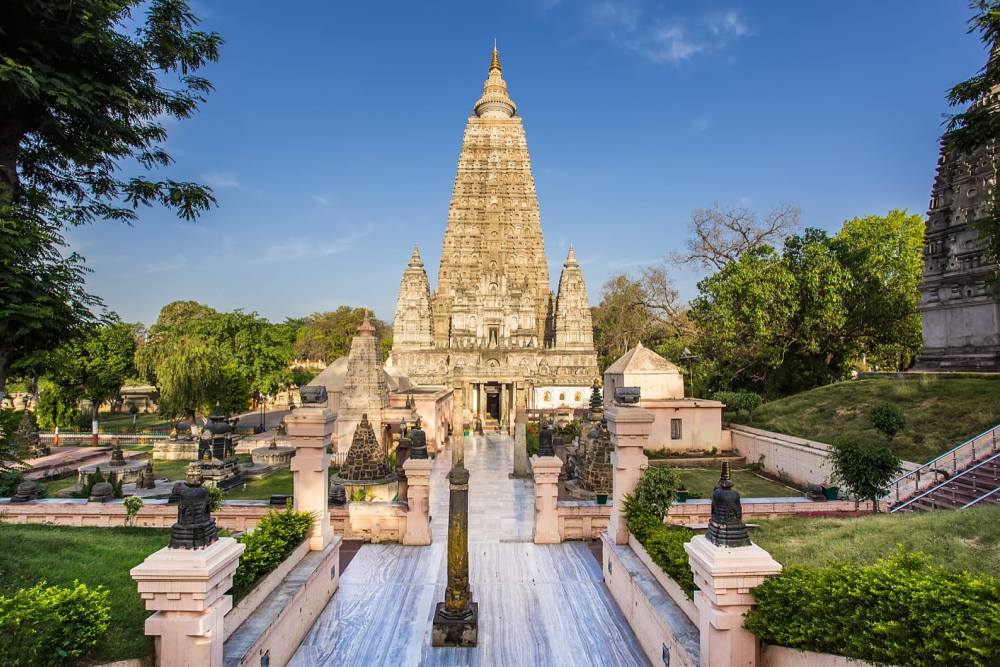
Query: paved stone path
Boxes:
[{"xmin": 290, "ymin": 433, "xmax": 649, "ymax": 666}]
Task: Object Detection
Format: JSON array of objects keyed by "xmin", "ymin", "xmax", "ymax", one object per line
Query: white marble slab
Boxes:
[{"xmin": 290, "ymin": 433, "xmax": 650, "ymax": 666}]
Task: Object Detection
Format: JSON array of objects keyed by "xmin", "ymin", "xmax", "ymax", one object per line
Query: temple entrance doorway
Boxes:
[{"xmin": 485, "ymin": 383, "xmax": 501, "ymax": 420}]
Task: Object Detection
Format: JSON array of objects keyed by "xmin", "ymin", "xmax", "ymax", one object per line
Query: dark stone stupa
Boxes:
[
  {"xmin": 337, "ymin": 414, "xmax": 395, "ymax": 484},
  {"xmin": 169, "ymin": 480, "xmax": 218, "ymax": 549},
  {"xmin": 705, "ymin": 461, "xmax": 751, "ymax": 548}
]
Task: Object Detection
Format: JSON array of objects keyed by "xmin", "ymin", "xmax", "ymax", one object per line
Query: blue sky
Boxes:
[{"xmin": 70, "ymin": 1, "xmax": 987, "ymax": 327}]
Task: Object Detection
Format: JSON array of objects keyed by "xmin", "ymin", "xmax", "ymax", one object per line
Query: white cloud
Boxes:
[
  {"xmin": 575, "ymin": 2, "xmax": 750, "ymax": 65},
  {"xmin": 313, "ymin": 194, "xmax": 330, "ymax": 207},
  {"xmin": 254, "ymin": 238, "xmax": 352, "ymax": 263},
  {"xmin": 202, "ymin": 172, "xmax": 240, "ymax": 189}
]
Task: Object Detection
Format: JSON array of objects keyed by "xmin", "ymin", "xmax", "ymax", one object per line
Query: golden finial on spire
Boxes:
[{"xmin": 490, "ymin": 41, "xmax": 501, "ymax": 71}]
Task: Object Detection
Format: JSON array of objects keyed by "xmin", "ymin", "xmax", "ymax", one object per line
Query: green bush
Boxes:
[
  {"xmin": 870, "ymin": 402, "xmax": 905, "ymax": 440},
  {"xmin": 744, "ymin": 550, "xmax": 1000, "ymax": 667},
  {"xmin": 627, "ymin": 465, "xmax": 680, "ymax": 521},
  {"xmin": 526, "ymin": 421, "xmax": 540, "ymax": 456},
  {"xmin": 829, "ymin": 439, "xmax": 901, "ymax": 512},
  {"xmin": 715, "ymin": 390, "xmax": 765, "ymax": 421},
  {"xmin": 0, "ymin": 580, "xmax": 111, "ymax": 667},
  {"xmin": 233, "ymin": 507, "xmax": 314, "ymax": 595}
]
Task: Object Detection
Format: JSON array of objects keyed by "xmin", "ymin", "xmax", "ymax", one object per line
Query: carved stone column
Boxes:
[
  {"xmin": 606, "ymin": 404, "xmax": 653, "ymax": 545},
  {"xmin": 130, "ymin": 483, "xmax": 243, "ymax": 667},
  {"xmin": 531, "ymin": 454, "xmax": 562, "ymax": 544},
  {"xmin": 510, "ymin": 411, "xmax": 530, "ymax": 479},
  {"xmin": 285, "ymin": 401, "xmax": 335, "ymax": 550},
  {"xmin": 432, "ymin": 462, "xmax": 478, "ymax": 646},
  {"xmin": 685, "ymin": 537, "xmax": 782, "ymax": 666},
  {"xmin": 402, "ymin": 457, "xmax": 433, "ymax": 546}
]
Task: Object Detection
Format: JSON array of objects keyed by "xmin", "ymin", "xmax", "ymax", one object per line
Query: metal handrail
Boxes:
[
  {"xmin": 960, "ymin": 486, "xmax": 1000, "ymax": 510},
  {"xmin": 890, "ymin": 450, "xmax": 1000, "ymax": 513},
  {"xmin": 888, "ymin": 423, "xmax": 999, "ymax": 504}
]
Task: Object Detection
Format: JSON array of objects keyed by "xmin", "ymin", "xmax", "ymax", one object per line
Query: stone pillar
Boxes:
[
  {"xmin": 511, "ymin": 411, "xmax": 530, "ymax": 478},
  {"xmin": 531, "ymin": 454, "xmax": 562, "ymax": 544},
  {"xmin": 606, "ymin": 404, "xmax": 653, "ymax": 545},
  {"xmin": 402, "ymin": 457, "xmax": 433, "ymax": 546},
  {"xmin": 478, "ymin": 384, "xmax": 486, "ymax": 421},
  {"xmin": 131, "ymin": 538, "xmax": 245, "ymax": 667},
  {"xmin": 285, "ymin": 404, "xmax": 335, "ymax": 550},
  {"xmin": 685, "ymin": 536, "xmax": 782, "ymax": 667},
  {"xmin": 432, "ymin": 462, "xmax": 478, "ymax": 646},
  {"xmin": 451, "ymin": 383, "xmax": 465, "ymax": 444}
]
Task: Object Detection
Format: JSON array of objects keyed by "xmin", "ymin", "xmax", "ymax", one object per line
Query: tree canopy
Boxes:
[
  {"xmin": 47, "ymin": 321, "xmax": 138, "ymax": 419},
  {"xmin": 0, "ymin": 0, "xmax": 221, "ymax": 398},
  {"xmin": 136, "ymin": 301, "xmax": 295, "ymax": 420},
  {"xmin": 690, "ymin": 210, "xmax": 924, "ymax": 396},
  {"xmin": 293, "ymin": 307, "xmax": 392, "ymax": 363}
]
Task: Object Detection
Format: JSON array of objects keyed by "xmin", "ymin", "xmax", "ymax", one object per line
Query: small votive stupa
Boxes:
[{"xmin": 331, "ymin": 413, "xmax": 397, "ymax": 501}]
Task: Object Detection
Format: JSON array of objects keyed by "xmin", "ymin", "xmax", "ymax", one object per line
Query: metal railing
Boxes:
[
  {"xmin": 890, "ymin": 450, "xmax": 1000, "ymax": 513},
  {"xmin": 40, "ymin": 432, "xmax": 168, "ymax": 445},
  {"xmin": 887, "ymin": 423, "xmax": 999, "ymax": 506},
  {"xmin": 961, "ymin": 486, "xmax": 1000, "ymax": 510}
]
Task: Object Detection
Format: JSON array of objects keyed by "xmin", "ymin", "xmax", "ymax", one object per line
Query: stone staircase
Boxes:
[{"xmin": 891, "ymin": 447, "xmax": 1000, "ymax": 513}]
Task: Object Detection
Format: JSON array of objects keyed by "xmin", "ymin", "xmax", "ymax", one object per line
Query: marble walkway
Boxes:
[{"xmin": 289, "ymin": 433, "xmax": 649, "ymax": 666}]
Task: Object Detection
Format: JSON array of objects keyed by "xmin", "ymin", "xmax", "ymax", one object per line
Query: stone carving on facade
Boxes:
[
  {"xmin": 916, "ymin": 51, "xmax": 1000, "ymax": 371},
  {"xmin": 390, "ymin": 47, "xmax": 598, "ymax": 418}
]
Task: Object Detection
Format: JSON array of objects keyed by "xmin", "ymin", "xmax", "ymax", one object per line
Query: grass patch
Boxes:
[
  {"xmin": 676, "ymin": 468, "xmax": 800, "ymax": 498},
  {"xmin": 225, "ymin": 468, "xmax": 293, "ymax": 499},
  {"xmin": 751, "ymin": 505, "xmax": 1000, "ymax": 578},
  {"xmin": 729, "ymin": 376, "xmax": 1000, "ymax": 462},
  {"xmin": 0, "ymin": 524, "xmax": 169, "ymax": 664},
  {"xmin": 44, "ymin": 474, "xmax": 82, "ymax": 496}
]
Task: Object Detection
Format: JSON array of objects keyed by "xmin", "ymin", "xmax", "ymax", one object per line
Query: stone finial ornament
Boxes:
[
  {"xmin": 614, "ymin": 386, "xmax": 641, "ymax": 406},
  {"xmin": 109, "ymin": 444, "xmax": 126, "ymax": 467},
  {"xmin": 538, "ymin": 419, "xmax": 555, "ymax": 457},
  {"xmin": 705, "ymin": 461, "xmax": 751, "ymax": 548},
  {"xmin": 10, "ymin": 480, "xmax": 41, "ymax": 503},
  {"xmin": 169, "ymin": 480, "xmax": 218, "ymax": 549},
  {"xmin": 409, "ymin": 417, "xmax": 429, "ymax": 460},
  {"xmin": 588, "ymin": 383, "xmax": 603, "ymax": 421},
  {"xmin": 140, "ymin": 461, "xmax": 156, "ymax": 489},
  {"xmin": 299, "ymin": 385, "xmax": 328, "ymax": 405}
]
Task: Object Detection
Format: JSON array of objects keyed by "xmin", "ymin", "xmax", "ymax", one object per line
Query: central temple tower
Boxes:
[{"xmin": 391, "ymin": 47, "xmax": 598, "ymax": 427}]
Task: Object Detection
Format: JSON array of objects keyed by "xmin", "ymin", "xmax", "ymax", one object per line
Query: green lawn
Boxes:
[
  {"xmin": 226, "ymin": 468, "xmax": 293, "ymax": 499},
  {"xmin": 729, "ymin": 376, "xmax": 1000, "ymax": 462},
  {"xmin": 675, "ymin": 467, "xmax": 801, "ymax": 498},
  {"xmin": 0, "ymin": 524, "xmax": 168, "ymax": 664},
  {"xmin": 751, "ymin": 505, "xmax": 1000, "ymax": 577},
  {"xmin": 98, "ymin": 412, "xmax": 171, "ymax": 430},
  {"xmin": 43, "ymin": 474, "xmax": 81, "ymax": 496}
]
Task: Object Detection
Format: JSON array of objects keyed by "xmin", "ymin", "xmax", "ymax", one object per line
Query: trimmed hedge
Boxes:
[
  {"xmin": 744, "ymin": 550, "xmax": 1000, "ymax": 667},
  {"xmin": 233, "ymin": 506, "xmax": 314, "ymax": 596},
  {"xmin": 0, "ymin": 580, "xmax": 111, "ymax": 667}
]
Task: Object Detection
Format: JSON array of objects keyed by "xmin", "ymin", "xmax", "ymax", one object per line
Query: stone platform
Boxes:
[
  {"xmin": 152, "ymin": 439, "xmax": 198, "ymax": 461},
  {"xmin": 290, "ymin": 433, "xmax": 647, "ymax": 665}
]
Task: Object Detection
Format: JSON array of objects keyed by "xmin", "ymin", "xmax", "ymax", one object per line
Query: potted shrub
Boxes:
[
  {"xmin": 821, "ymin": 478, "xmax": 839, "ymax": 501},
  {"xmin": 595, "ymin": 492, "xmax": 608, "ymax": 505},
  {"xmin": 676, "ymin": 484, "xmax": 689, "ymax": 503}
]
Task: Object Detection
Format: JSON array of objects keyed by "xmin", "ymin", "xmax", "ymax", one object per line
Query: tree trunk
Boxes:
[{"xmin": 0, "ymin": 346, "xmax": 10, "ymax": 407}]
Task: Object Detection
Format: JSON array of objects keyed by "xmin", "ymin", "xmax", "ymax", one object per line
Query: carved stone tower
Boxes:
[
  {"xmin": 338, "ymin": 310, "xmax": 390, "ymax": 445},
  {"xmin": 391, "ymin": 46, "xmax": 599, "ymax": 425},
  {"xmin": 916, "ymin": 53, "xmax": 1000, "ymax": 371}
]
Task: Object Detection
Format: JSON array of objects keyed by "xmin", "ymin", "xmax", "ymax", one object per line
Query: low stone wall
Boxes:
[
  {"xmin": 628, "ymin": 535, "xmax": 698, "ymax": 625},
  {"xmin": 329, "ymin": 501, "xmax": 408, "ymax": 542},
  {"xmin": 728, "ymin": 425, "xmax": 918, "ymax": 489},
  {"xmin": 0, "ymin": 498, "xmax": 272, "ymax": 532},
  {"xmin": 224, "ymin": 539, "xmax": 311, "ymax": 641},
  {"xmin": 728, "ymin": 425, "xmax": 836, "ymax": 488},
  {"xmin": 1, "ymin": 499, "xmax": 416, "ymax": 542},
  {"xmin": 665, "ymin": 498, "xmax": 882, "ymax": 526},
  {"xmin": 762, "ymin": 644, "xmax": 881, "ymax": 667},
  {"xmin": 556, "ymin": 501, "xmax": 611, "ymax": 540},
  {"xmin": 223, "ymin": 536, "xmax": 342, "ymax": 667},
  {"xmin": 602, "ymin": 533, "xmax": 700, "ymax": 667}
]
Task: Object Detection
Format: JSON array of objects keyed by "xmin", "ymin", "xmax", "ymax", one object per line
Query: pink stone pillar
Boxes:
[
  {"xmin": 130, "ymin": 538, "xmax": 245, "ymax": 667},
  {"xmin": 402, "ymin": 457, "xmax": 433, "ymax": 545},
  {"xmin": 531, "ymin": 455, "xmax": 562, "ymax": 544},
  {"xmin": 685, "ymin": 536, "xmax": 783, "ymax": 667},
  {"xmin": 606, "ymin": 404, "xmax": 653, "ymax": 545},
  {"xmin": 284, "ymin": 405, "xmax": 335, "ymax": 550}
]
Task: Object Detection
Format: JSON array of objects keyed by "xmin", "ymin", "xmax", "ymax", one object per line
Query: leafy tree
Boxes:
[
  {"xmin": 591, "ymin": 274, "xmax": 667, "ymax": 370},
  {"xmin": 48, "ymin": 322, "xmax": 138, "ymax": 422},
  {"xmin": 829, "ymin": 440, "xmax": 901, "ymax": 513},
  {"xmin": 150, "ymin": 340, "xmax": 229, "ymax": 422},
  {"xmin": 690, "ymin": 212, "xmax": 924, "ymax": 396},
  {"xmin": 0, "ymin": 1, "xmax": 222, "ymax": 399},
  {"xmin": 0, "ymin": 213, "xmax": 101, "ymax": 401},
  {"xmin": 870, "ymin": 403, "xmax": 906, "ymax": 441},
  {"xmin": 944, "ymin": 1, "xmax": 1000, "ymax": 283},
  {"xmin": 293, "ymin": 307, "xmax": 391, "ymax": 363},
  {"xmin": 34, "ymin": 382, "xmax": 84, "ymax": 430}
]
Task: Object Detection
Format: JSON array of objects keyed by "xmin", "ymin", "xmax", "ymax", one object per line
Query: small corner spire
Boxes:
[
  {"xmin": 409, "ymin": 245, "xmax": 423, "ymax": 267},
  {"xmin": 359, "ymin": 308, "xmax": 375, "ymax": 335},
  {"xmin": 565, "ymin": 245, "xmax": 578, "ymax": 266}
]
